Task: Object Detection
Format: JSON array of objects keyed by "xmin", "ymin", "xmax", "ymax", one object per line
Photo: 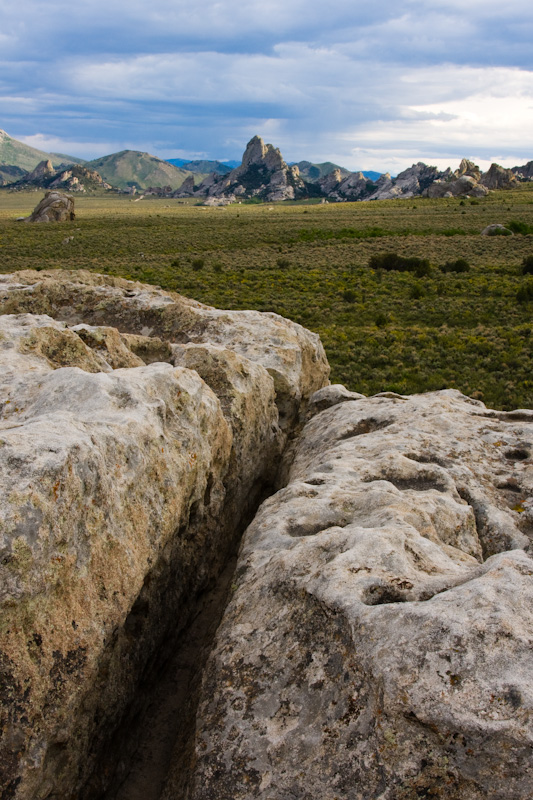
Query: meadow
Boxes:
[{"xmin": 1, "ymin": 186, "xmax": 533, "ymax": 409}]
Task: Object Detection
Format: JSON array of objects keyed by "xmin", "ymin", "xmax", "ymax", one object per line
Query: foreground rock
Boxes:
[
  {"xmin": 0, "ymin": 270, "xmax": 329, "ymax": 800},
  {"xmin": 180, "ymin": 390, "xmax": 533, "ymax": 800},
  {"xmin": 24, "ymin": 191, "xmax": 75, "ymax": 222}
]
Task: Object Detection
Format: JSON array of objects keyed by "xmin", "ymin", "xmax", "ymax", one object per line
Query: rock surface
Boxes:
[
  {"xmin": 179, "ymin": 390, "xmax": 533, "ymax": 800},
  {"xmin": 0, "ymin": 270, "xmax": 329, "ymax": 800},
  {"xmin": 24, "ymin": 191, "xmax": 75, "ymax": 223}
]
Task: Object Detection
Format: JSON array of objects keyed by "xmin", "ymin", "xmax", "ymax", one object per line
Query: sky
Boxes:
[{"xmin": 1, "ymin": 0, "xmax": 533, "ymax": 174}]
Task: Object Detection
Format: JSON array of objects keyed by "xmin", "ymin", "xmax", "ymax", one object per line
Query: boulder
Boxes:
[
  {"xmin": 179, "ymin": 390, "xmax": 533, "ymax": 800},
  {"xmin": 0, "ymin": 270, "xmax": 329, "ymax": 799},
  {"xmin": 24, "ymin": 191, "xmax": 75, "ymax": 223},
  {"xmin": 481, "ymin": 223, "xmax": 513, "ymax": 236}
]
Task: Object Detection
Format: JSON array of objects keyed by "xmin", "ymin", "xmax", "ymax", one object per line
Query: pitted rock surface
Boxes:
[
  {"xmin": 0, "ymin": 271, "xmax": 329, "ymax": 800},
  {"xmin": 179, "ymin": 390, "xmax": 533, "ymax": 800}
]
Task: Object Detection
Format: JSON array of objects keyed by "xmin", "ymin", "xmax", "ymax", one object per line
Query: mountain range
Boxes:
[{"xmin": 1, "ymin": 129, "xmax": 531, "ymax": 202}]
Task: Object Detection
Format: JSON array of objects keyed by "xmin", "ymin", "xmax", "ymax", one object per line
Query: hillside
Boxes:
[
  {"xmin": 87, "ymin": 150, "xmax": 192, "ymax": 190},
  {"xmin": 167, "ymin": 158, "xmax": 234, "ymax": 175},
  {"xmin": 0, "ymin": 129, "xmax": 82, "ymax": 171}
]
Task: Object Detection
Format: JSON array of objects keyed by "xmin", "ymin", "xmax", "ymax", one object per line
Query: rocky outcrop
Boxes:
[
  {"xmin": 319, "ymin": 170, "xmax": 372, "ymax": 201},
  {"xmin": 368, "ymin": 162, "xmax": 441, "ymax": 200},
  {"xmin": 480, "ymin": 163, "xmax": 518, "ymax": 190},
  {"xmin": 205, "ymin": 136, "xmax": 306, "ymax": 202},
  {"xmin": 174, "ymin": 174, "xmax": 196, "ymax": 197},
  {"xmin": 427, "ymin": 175, "xmax": 489, "ymax": 199},
  {"xmin": 0, "ymin": 270, "xmax": 329, "ymax": 800},
  {"xmin": 49, "ymin": 165, "xmax": 107, "ymax": 192},
  {"xmin": 24, "ymin": 159, "xmax": 55, "ymax": 183},
  {"xmin": 180, "ymin": 389, "xmax": 533, "ymax": 800},
  {"xmin": 512, "ymin": 161, "xmax": 533, "ymax": 181},
  {"xmin": 24, "ymin": 191, "xmax": 75, "ymax": 222},
  {"xmin": 455, "ymin": 158, "xmax": 482, "ymax": 181}
]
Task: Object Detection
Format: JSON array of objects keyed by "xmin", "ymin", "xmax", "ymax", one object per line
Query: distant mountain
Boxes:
[
  {"xmin": 362, "ymin": 170, "xmax": 382, "ymax": 182},
  {"xmin": 166, "ymin": 158, "xmax": 238, "ymax": 174},
  {"xmin": 0, "ymin": 129, "xmax": 82, "ymax": 173},
  {"xmin": 86, "ymin": 150, "xmax": 191, "ymax": 191},
  {"xmin": 293, "ymin": 161, "xmax": 383, "ymax": 183}
]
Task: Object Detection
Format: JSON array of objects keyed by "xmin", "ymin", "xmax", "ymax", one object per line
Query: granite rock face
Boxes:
[
  {"xmin": 181, "ymin": 390, "xmax": 533, "ymax": 800},
  {"xmin": 0, "ymin": 271, "xmax": 329, "ymax": 800},
  {"xmin": 24, "ymin": 192, "xmax": 75, "ymax": 223},
  {"xmin": 205, "ymin": 136, "xmax": 306, "ymax": 202}
]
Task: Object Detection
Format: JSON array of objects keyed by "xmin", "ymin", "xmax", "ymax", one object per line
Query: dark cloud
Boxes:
[{"xmin": 1, "ymin": 0, "xmax": 532, "ymax": 170}]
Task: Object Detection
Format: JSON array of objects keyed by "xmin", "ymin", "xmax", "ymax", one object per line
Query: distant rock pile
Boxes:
[
  {"xmin": 167, "ymin": 137, "xmax": 528, "ymax": 205},
  {"xmin": 10, "ymin": 160, "xmax": 109, "ymax": 192}
]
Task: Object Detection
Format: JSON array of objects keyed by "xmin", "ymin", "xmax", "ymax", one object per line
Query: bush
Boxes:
[
  {"xmin": 410, "ymin": 282, "xmax": 425, "ymax": 299},
  {"xmin": 191, "ymin": 258, "xmax": 205, "ymax": 271},
  {"xmin": 521, "ymin": 256, "xmax": 533, "ymax": 275},
  {"xmin": 441, "ymin": 258, "xmax": 471, "ymax": 273},
  {"xmin": 369, "ymin": 252, "xmax": 431, "ymax": 277},
  {"xmin": 508, "ymin": 220, "xmax": 533, "ymax": 235},
  {"xmin": 276, "ymin": 257, "xmax": 291, "ymax": 268},
  {"xmin": 517, "ymin": 280, "xmax": 533, "ymax": 303},
  {"xmin": 341, "ymin": 289, "xmax": 356, "ymax": 303}
]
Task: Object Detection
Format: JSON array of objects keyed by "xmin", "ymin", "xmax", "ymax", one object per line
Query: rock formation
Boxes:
[
  {"xmin": 0, "ymin": 269, "xmax": 328, "ymax": 800},
  {"xmin": 24, "ymin": 191, "xmax": 75, "ymax": 222},
  {"xmin": 512, "ymin": 161, "xmax": 533, "ymax": 181},
  {"xmin": 2, "ymin": 270, "xmax": 533, "ymax": 800},
  {"xmin": 24, "ymin": 159, "xmax": 55, "ymax": 183},
  {"xmin": 480, "ymin": 163, "xmax": 518, "ymax": 190},
  {"xmin": 427, "ymin": 175, "xmax": 489, "ymax": 199},
  {"xmin": 205, "ymin": 136, "xmax": 306, "ymax": 202},
  {"xmin": 179, "ymin": 388, "xmax": 533, "ymax": 800}
]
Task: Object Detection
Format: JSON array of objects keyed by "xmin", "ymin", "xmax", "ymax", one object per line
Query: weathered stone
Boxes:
[
  {"xmin": 0, "ymin": 270, "xmax": 329, "ymax": 799},
  {"xmin": 180, "ymin": 390, "xmax": 533, "ymax": 800},
  {"xmin": 481, "ymin": 223, "xmax": 513, "ymax": 236},
  {"xmin": 24, "ymin": 191, "xmax": 75, "ymax": 223}
]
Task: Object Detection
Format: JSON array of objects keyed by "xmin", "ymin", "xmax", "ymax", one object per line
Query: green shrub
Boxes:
[
  {"xmin": 341, "ymin": 289, "xmax": 356, "ymax": 303},
  {"xmin": 521, "ymin": 256, "xmax": 533, "ymax": 275},
  {"xmin": 369, "ymin": 252, "xmax": 431, "ymax": 277},
  {"xmin": 441, "ymin": 258, "xmax": 471, "ymax": 273},
  {"xmin": 191, "ymin": 258, "xmax": 205, "ymax": 271},
  {"xmin": 276, "ymin": 257, "xmax": 291, "ymax": 268},
  {"xmin": 517, "ymin": 282, "xmax": 533, "ymax": 303},
  {"xmin": 508, "ymin": 220, "xmax": 533, "ymax": 235},
  {"xmin": 410, "ymin": 283, "xmax": 425, "ymax": 299}
]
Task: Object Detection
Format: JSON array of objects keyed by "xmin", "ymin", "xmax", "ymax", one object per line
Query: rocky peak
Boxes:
[
  {"xmin": 480, "ymin": 163, "xmax": 518, "ymax": 190},
  {"xmin": 25, "ymin": 159, "xmax": 55, "ymax": 182},
  {"xmin": 241, "ymin": 135, "xmax": 269, "ymax": 168},
  {"xmin": 206, "ymin": 135, "xmax": 306, "ymax": 202}
]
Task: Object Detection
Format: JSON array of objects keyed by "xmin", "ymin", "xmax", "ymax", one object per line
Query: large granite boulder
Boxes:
[
  {"xmin": 0, "ymin": 270, "xmax": 329, "ymax": 800},
  {"xmin": 24, "ymin": 191, "xmax": 75, "ymax": 223},
  {"xmin": 179, "ymin": 390, "xmax": 533, "ymax": 800}
]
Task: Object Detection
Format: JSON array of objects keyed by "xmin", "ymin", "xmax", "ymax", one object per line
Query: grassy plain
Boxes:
[{"xmin": 1, "ymin": 187, "xmax": 533, "ymax": 409}]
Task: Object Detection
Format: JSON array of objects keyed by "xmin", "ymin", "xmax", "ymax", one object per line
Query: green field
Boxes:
[{"xmin": 1, "ymin": 187, "xmax": 533, "ymax": 409}]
